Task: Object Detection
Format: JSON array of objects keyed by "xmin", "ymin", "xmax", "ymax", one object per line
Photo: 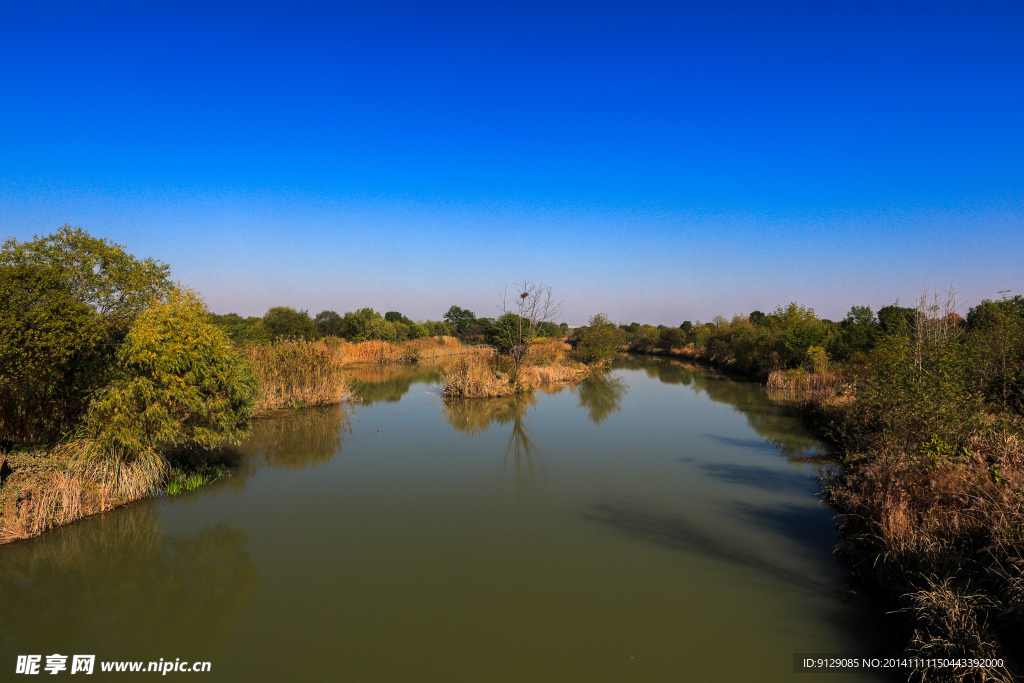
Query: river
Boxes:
[{"xmin": 0, "ymin": 356, "xmax": 890, "ymax": 681}]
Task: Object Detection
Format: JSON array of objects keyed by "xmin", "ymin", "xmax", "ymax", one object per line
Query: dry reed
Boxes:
[
  {"xmin": 766, "ymin": 368, "xmax": 850, "ymax": 407},
  {"xmin": 440, "ymin": 357, "xmax": 514, "ymax": 398},
  {"xmin": 826, "ymin": 430, "xmax": 1024, "ymax": 679},
  {"xmin": 245, "ymin": 339, "xmax": 354, "ymax": 411},
  {"xmin": 343, "ymin": 339, "xmax": 417, "ymax": 365}
]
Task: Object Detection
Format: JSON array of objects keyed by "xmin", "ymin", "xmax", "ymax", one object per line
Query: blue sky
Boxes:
[{"xmin": 2, "ymin": 1, "xmax": 1021, "ymax": 324}]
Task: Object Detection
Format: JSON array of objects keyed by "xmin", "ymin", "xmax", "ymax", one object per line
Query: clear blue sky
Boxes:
[{"xmin": 2, "ymin": 1, "xmax": 1021, "ymax": 325}]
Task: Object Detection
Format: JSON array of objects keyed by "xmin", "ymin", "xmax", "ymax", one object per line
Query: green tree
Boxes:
[
  {"xmin": 364, "ymin": 317, "xmax": 398, "ymax": 342},
  {"xmin": 262, "ymin": 306, "xmax": 319, "ymax": 340},
  {"xmin": 444, "ymin": 305, "xmax": 477, "ymax": 338},
  {"xmin": 314, "ymin": 310, "xmax": 345, "ymax": 337},
  {"xmin": 572, "ymin": 313, "xmax": 626, "ymax": 365},
  {"xmin": 831, "ymin": 305, "xmax": 878, "ymax": 361},
  {"xmin": 0, "ymin": 264, "xmax": 104, "ymax": 441},
  {"xmin": 83, "ymin": 289, "xmax": 259, "ymax": 493},
  {"xmin": 0, "ymin": 227, "xmax": 173, "ymax": 442},
  {"xmin": 1, "ymin": 224, "xmax": 172, "ymax": 333},
  {"xmin": 384, "ymin": 311, "xmax": 414, "ymax": 325}
]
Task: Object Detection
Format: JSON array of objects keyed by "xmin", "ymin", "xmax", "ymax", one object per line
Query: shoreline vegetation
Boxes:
[{"xmin": 2, "ymin": 227, "xmax": 1022, "ymax": 682}]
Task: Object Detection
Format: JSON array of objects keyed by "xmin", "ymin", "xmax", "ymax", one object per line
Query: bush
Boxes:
[
  {"xmin": 573, "ymin": 314, "xmax": 626, "ymax": 364},
  {"xmin": 84, "ymin": 289, "xmax": 259, "ymax": 467},
  {"xmin": 262, "ymin": 306, "xmax": 319, "ymax": 340},
  {"xmin": 0, "ymin": 226, "xmax": 172, "ymax": 442}
]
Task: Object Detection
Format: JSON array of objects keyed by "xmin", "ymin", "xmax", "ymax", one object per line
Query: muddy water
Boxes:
[{"xmin": 0, "ymin": 356, "xmax": 889, "ymax": 681}]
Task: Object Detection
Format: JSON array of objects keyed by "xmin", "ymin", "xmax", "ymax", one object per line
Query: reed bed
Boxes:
[
  {"xmin": 521, "ymin": 361, "xmax": 588, "ymax": 384},
  {"xmin": 405, "ymin": 336, "xmax": 488, "ymax": 360},
  {"xmin": 0, "ymin": 450, "xmax": 117, "ymax": 544},
  {"xmin": 765, "ymin": 368, "xmax": 850, "ymax": 407},
  {"xmin": 245, "ymin": 339, "xmax": 354, "ymax": 411},
  {"xmin": 440, "ymin": 357, "xmax": 514, "ymax": 398},
  {"xmin": 441, "ymin": 350, "xmax": 590, "ymax": 398},
  {"xmin": 343, "ymin": 339, "xmax": 417, "ymax": 365}
]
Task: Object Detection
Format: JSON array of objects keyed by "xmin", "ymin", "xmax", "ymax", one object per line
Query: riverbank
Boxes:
[{"xmin": 0, "ymin": 336, "xmax": 484, "ymax": 545}]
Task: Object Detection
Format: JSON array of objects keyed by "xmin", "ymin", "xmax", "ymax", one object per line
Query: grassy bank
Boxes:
[{"xmin": 0, "ymin": 336, "xmax": 488, "ymax": 544}]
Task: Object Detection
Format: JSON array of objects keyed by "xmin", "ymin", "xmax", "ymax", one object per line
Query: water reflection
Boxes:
[
  {"xmin": 0, "ymin": 502, "xmax": 258, "ymax": 661},
  {"xmin": 349, "ymin": 363, "xmax": 444, "ymax": 405},
  {"xmin": 613, "ymin": 356, "xmax": 825, "ymax": 461},
  {"xmin": 576, "ymin": 373, "xmax": 628, "ymax": 424},
  {"xmin": 238, "ymin": 405, "xmax": 352, "ymax": 471},
  {"xmin": 442, "ymin": 395, "xmax": 540, "ymax": 478}
]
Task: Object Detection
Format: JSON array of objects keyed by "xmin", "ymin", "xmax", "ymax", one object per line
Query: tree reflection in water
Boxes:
[
  {"xmin": 347, "ymin": 362, "xmax": 447, "ymax": 405},
  {"xmin": 0, "ymin": 500, "xmax": 258, "ymax": 661},
  {"xmin": 237, "ymin": 404, "xmax": 353, "ymax": 471},
  {"xmin": 442, "ymin": 394, "xmax": 540, "ymax": 477},
  {"xmin": 613, "ymin": 356, "xmax": 826, "ymax": 461},
  {"xmin": 576, "ymin": 373, "xmax": 628, "ymax": 424}
]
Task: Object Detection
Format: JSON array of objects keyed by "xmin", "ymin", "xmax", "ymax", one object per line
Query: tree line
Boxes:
[{"xmin": 211, "ymin": 303, "xmax": 569, "ymax": 346}]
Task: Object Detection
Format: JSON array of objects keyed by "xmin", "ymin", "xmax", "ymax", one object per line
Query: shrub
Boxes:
[
  {"xmin": 79, "ymin": 289, "xmax": 259, "ymax": 493},
  {"xmin": 573, "ymin": 314, "xmax": 626, "ymax": 364},
  {"xmin": 262, "ymin": 306, "xmax": 319, "ymax": 340}
]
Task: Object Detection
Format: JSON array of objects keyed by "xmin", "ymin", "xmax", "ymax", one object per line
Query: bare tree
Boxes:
[
  {"xmin": 496, "ymin": 281, "xmax": 563, "ymax": 389},
  {"xmin": 911, "ymin": 284, "xmax": 962, "ymax": 371}
]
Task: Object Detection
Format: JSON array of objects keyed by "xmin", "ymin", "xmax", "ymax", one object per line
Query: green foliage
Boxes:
[
  {"xmin": 384, "ymin": 311, "xmax": 414, "ymax": 325},
  {"xmin": 314, "ymin": 310, "xmax": 345, "ymax": 337},
  {"xmin": 0, "ymin": 265, "xmax": 105, "ymax": 441},
  {"xmin": 572, "ymin": 314, "xmax": 626, "ymax": 364},
  {"xmin": 262, "ymin": 306, "xmax": 319, "ymax": 340},
  {"xmin": 209, "ymin": 312, "xmax": 266, "ymax": 345},
  {"xmin": 1, "ymin": 224, "xmax": 172, "ymax": 331},
  {"xmin": 85, "ymin": 288, "xmax": 259, "ymax": 459},
  {"xmin": 657, "ymin": 326, "xmax": 685, "ymax": 350},
  {"xmin": 847, "ymin": 332, "xmax": 981, "ymax": 454},
  {"xmin": 964, "ymin": 296, "xmax": 1024, "ymax": 414},
  {"xmin": 0, "ymin": 227, "xmax": 173, "ymax": 442},
  {"xmin": 444, "ymin": 305, "xmax": 477, "ymax": 338},
  {"xmin": 364, "ymin": 317, "xmax": 398, "ymax": 342},
  {"xmin": 407, "ymin": 323, "xmax": 429, "ymax": 339},
  {"xmin": 831, "ymin": 305, "xmax": 877, "ymax": 361},
  {"xmin": 877, "ymin": 304, "xmax": 916, "ymax": 336}
]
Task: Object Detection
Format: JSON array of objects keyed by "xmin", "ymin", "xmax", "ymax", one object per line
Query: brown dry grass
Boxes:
[
  {"xmin": 343, "ymin": 339, "xmax": 417, "ymax": 365},
  {"xmin": 404, "ymin": 335, "xmax": 482, "ymax": 360},
  {"xmin": 440, "ymin": 357, "xmax": 515, "ymax": 398},
  {"xmin": 0, "ymin": 452, "xmax": 120, "ymax": 544},
  {"xmin": 826, "ymin": 430, "xmax": 1024, "ymax": 680},
  {"xmin": 441, "ymin": 348, "xmax": 590, "ymax": 398},
  {"xmin": 245, "ymin": 338, "xmax": 354, "ymax": 411},
  {"xmin": 766, "ymin": 368, "xmax": 851, "ymax": 408}
]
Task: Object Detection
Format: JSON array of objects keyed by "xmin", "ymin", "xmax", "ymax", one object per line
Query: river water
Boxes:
[{"xmin": 1, "ymin": 356, "xmax": 889, "ymax": 681}]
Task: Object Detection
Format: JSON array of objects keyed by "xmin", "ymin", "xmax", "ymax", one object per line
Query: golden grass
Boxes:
[
  {"xmin": 343, "ymin": 339, "xmax": 417, "ymax": 365},
  {"xmin": 245, "ymin": 339, "xmax": 354, "ymax": 411},
  {"xmin": 441, "ymin": 350, "xmax": 590, "ymax": 398},
  {"xmin": 440, "ymin": 357, "xmax": 514, "ymax": 398},
  {"xmin": 765, "ymin": 368, "xmax": 851, "ymax": 407},
  {"xmin": 405, "ymin": 336, "xmax": 487, "ymax": 360},
  {"xmin": 826, "ymin": 430, "xmax": 1024, "ymax": 678},
  {"xmin": 0, "ymin": 459, "xmax": 118, "ymax": 544}
]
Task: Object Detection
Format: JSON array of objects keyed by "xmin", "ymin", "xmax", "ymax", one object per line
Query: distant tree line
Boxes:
[{"xmin": 211, "ymin": 303, "xmax": 569, "ymax": 346}]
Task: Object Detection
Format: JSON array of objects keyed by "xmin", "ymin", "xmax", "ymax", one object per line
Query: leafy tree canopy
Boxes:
[
  {"xmin": 1, "ymin": 224, "xmax": 172, "ymax": 332},
  {"xmin": 262, "ymin": 306, "xmax": 318, "ymax": 340},
  {"xmin": 86, "ymin": 288, "xmax": 259, "ymax": 458}
]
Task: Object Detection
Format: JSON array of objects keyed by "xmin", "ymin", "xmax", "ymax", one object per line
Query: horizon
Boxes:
[{"xmin": 2, "ymin": 1, "xmax": 1021, "ymax": 325}]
